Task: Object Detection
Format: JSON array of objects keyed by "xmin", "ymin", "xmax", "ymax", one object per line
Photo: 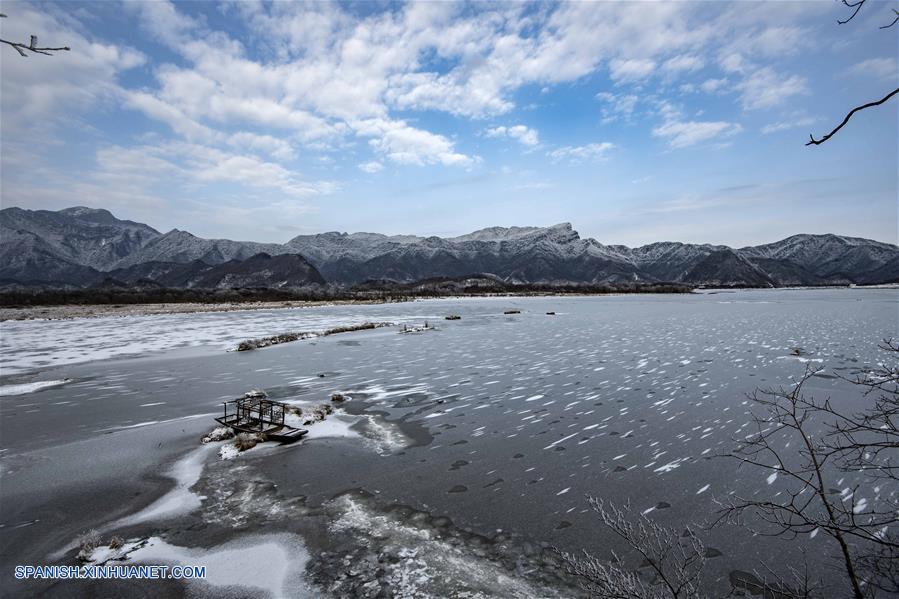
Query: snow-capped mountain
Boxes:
[
  {"xmin": 1, "ymin": 207, "xmax": 897, "ymax": 288},
  {"xmin": 0, "ymin": 206, "xmax": 159, "ymax": 272},
  {"xmin": 112, "ymin": 229, "xmax": 283, "ymax": 270}
]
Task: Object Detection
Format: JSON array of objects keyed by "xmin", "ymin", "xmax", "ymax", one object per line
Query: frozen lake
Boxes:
[{"xmin": 1, "ymin": 288, "xmax": 897, "ymax": 597}]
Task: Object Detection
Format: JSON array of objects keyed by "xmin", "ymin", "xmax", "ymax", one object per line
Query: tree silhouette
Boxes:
[
  {"xmin": 559, "ymin": 341, "xmax": 899, "ymax": 597},
  {"xmin": 807, "ymin": 1, "xmax": 899, "ymax": 145},
  {"xmin": 0, "ymin": 13, "xmax": 70, "ymax": 57}
]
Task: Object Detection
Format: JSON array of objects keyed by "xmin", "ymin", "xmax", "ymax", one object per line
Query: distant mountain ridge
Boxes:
[
  {"xmin": 1, "ymin": 206, "xmax": 897, "ymax": 289},
  {"xmin": 104, "ymin": 253, "xmax": 325, "ymax": 289}
]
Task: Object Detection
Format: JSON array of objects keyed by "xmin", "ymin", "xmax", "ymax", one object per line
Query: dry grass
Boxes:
[
  {"xmin": 108, "ymin": 536, "xmax": 124, "ymax": 550},
  {"xmin": 75, "ymin": 529, "xmax": 102, "ymax": 562},
  {"xmin": 202, "ymin": 426, "xmax": 235, "ymax": 443},
  {"xmin": 234, "ymin": 432, "xmax": 265, "ymax": 451},
  {"xmin": 237, "ymin": 321, "xmax": 392, "ymax": 351}
]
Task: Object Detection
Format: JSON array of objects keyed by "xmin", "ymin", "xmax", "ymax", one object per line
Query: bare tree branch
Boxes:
[
  {"xmin": 881, "ymin": 9, "xmax": 899, "ymax": 29},
  {"xmin": 718, "ymin": 368, "xmax": 866, "ymax": 598},
  {"xmin": 561, "ymin": 341, "xmax": 898, "ymax": 597},
  {"xmin": 806, "ymin": 88, "xmax": 899, "ymax": 146},
  {"xmin": 838, "ymin": 0, "xmax": 868, "ymax": 25},
  {"xmin": 554, "ymin": 498, "xmax": 707, "ymax": 599},
  {"xmin": 808, "ymin": 1, "xmax": 898, "ymax": 144},
  {"xmin": 0, "ymin": 13, "xmax": 71, "ymax": 57}
]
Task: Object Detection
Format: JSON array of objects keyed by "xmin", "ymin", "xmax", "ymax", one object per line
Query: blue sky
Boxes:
[{"xmin": 1, "ymin": 0, "xmax": 896, "ymax": 246}]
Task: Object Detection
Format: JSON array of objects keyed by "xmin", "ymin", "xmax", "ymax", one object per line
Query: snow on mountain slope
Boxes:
[
  {"xmin": 2, "ymin": 208, "xmax": 897, "ymax": 287},
  {"xmin": 0, "ymin": 206, "xmax": 160, "ymax": 271},
  {"xmin": 111, "ymin": 230, "xmax": 285, "ymax": 270}
]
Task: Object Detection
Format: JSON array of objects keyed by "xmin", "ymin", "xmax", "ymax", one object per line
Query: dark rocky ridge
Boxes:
[
  {"xmin": 1, "ymin": 206, "xmax": 897, "ymax": 289},
  {"xmin": 102, "ymin": 253, "xmax": 326, "ymax": 289}
]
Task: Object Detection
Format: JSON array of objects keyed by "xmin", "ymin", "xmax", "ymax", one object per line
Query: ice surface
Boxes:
[
  {"xmin": 114, "ymin": 444, "xmax": 215, "ymax": 527},
  {"xmin": 0, "ymin": 303, "xmax": 441, "ymax": 376},
  {"xmin": 10, "ymin": 290, "xmax": 897, "ymax": 597}
]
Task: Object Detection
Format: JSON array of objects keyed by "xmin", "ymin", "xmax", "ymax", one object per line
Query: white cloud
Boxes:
[
  {"xmin": 653, "ymin": 120, "xmax": 742, "ymax": 148},
  {"xmin": 716, "ymin": 50, "xmax": 807, "ymax": 110},
  {"xmin": 127, "ymin": 0, "xmax": 202, "ymax": 48},
  {"xmin": 227, "ymin": 132, "xmax": 297, "ymax": 162},
  {"xmin": 735, "ymin": 66, "xmax": 808, "ymax": 110},
  {"xmin": 74, "ymin": 1, "xmax": 821, "ymax": 163},
  {"xmin": 358, "ymin": 161, "xmax": 384, "ymax": 173},
  {"xmin": 761, "ymin": 116, "xmax": 816, "ymax": 134},
  {"xmin": 196, "ymin": 154, "xmax": 331, "ymax": 197},
  {"xmin": 152, "ymin": 66, "xmax": 344, "ymax": 142},
  {"xmin": 356, "ymin": 119, "xmax": 476, "ymax": 167},
  {"xmin": 484, "ymin": 125, "xmax": 540, "ymax": 146},
  {"xmin": 97, "ymin": 142, "xmax": 335, "ymax": 198},
  {"xmin": 596, "ymin": 92, "xmax": 639, "ymax": 123},
  {"xmin": 662, "ymin": 54, "xmax": 704, "ymax": 73},
  {"xmin": 609, "ymin": 58, "xmax": 656, "ymax": 83},
  {"xmin": 719, "ymin": 52, "xmax": 748, "ymax": 74},
  {"xmin": 724, "ymin": 26, "xmax": 810, "ymax": 60},
  {"xmin": 654, "ymin": 99, "xmax": 682, "ymax": 122},
  {"xmin": 549, "ymin": 143, "xmax": 615, "ymax": 162},
  {"xmin": 843, "ymin": 57, "xmax": 898, "ymax": 82},
  {"xmin": 700, "ymin": 78, "xmax": 729, "ymax": 93},
  {"xmin": 387, "ymin": 71, "xmax": 515, "ymax": 119},
  {"xmin": 124, "ymin": 91, "xmax": 218, "ymax": 142}
]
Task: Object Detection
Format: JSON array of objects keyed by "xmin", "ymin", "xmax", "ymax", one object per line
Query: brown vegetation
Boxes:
[{"xmin": 236, "ymin": 322, "xmax": 392, "ymax": 351}]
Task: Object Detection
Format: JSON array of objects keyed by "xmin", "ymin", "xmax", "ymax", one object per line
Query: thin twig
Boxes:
[
  {"xmin": 838, "ymin": 0, "xmax": 867, "ymax": 25},
  {"xmin": 807, "ymin": 88, "xmax": 899, "ymax": 146},
  {"xmin": 0, "ymin": 13, "xmax": 71, "ymax": 57},
  {"xmin": 882, "ymin": 9, "xmax": 899, "ymax": 29}
]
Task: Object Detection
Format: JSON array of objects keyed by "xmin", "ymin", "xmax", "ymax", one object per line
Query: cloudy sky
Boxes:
[{"xmin": 1, "ymin": 1, "xmax": 896, "ymax": 246}]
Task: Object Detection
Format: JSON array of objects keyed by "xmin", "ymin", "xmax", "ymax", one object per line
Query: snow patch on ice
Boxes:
[
  {"xmin": 91, "ymin": 534, "xmax": 311, "ymax": 598},
  {"xmin": 0, "ymin": 307, "xmax": 422, "ymax": 376},
  {"xmin": 0, "ymin": 379, "xmax": 70, "ymax": 396},
  {"xmin": 219, "ymin": 444, "xmax": 239, "ymax": 460},
  {"xmin": 303, "ymin": 414, "xmax": 361, "ymax": 440},
  {"xmin": 114, "ymin": 444, "xmax": 215, "ymax": 527}
]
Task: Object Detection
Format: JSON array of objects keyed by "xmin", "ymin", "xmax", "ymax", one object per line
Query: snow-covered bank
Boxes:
[
  {"xmin": 0, "ymin": 303, "xmax": 436, "ymax": 376},
  {"xmin": 0, "ymin": 379, "xmax": 70, "ymax": 396},
  {"xmin": 86, "ymin": 534, "xmax": 313, "ymax": 598}
]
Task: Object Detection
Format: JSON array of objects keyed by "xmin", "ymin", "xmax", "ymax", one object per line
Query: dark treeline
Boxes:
[
  {"xmin": 0, "ymin": 277, "xmax": 693, "ymax": 307},
  {"xmin": 352, "ymin": 276, "xmax": 693, "ymax": 297}
]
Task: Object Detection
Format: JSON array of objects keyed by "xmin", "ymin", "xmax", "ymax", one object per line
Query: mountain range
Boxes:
[{"xmin": 1, "ymin": 206, "xmax": 897, "ymax": 289}]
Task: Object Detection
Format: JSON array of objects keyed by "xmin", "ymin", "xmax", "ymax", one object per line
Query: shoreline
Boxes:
[
  {"xmin": 0, "ymin": 292, "xmax": 678, "ymax": 322},
  {"xmin": 0, "ymin": 298, "xmax": 400, "ymax": 322},
  {"xmin": 2, "ymin": 284, "xmax": 895, "ymax": 322}
]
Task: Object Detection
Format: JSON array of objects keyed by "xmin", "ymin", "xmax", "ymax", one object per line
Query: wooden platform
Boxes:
[{"xmin": 215, "ymin": 395, "xmax": 307, "ymax": 444}]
